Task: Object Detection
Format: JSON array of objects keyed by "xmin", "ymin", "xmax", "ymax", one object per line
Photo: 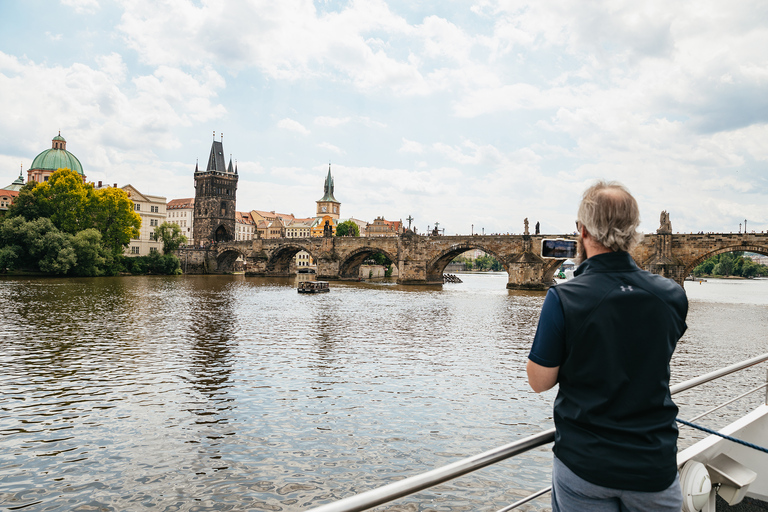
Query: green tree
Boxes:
[
  {"xmin": 6, "ymin": 169, "xmax": 141, "ymax": 260},
  {"xmin": 335, "ymin": 220, "xmax": 360, "ymax": 237},
  {"xmin": 93, "ymin": 186, "xmax": 141, "ymax": 255},
  {"xmin": 70, "ymin": 229, "xmax": 112, "ymax": 276},
  {"xmin": 154, "ymin": 222, "xmax": 188, "ymax": 254},
  {"xmin": 26, "ymin": 169, "xmax": 95, "ymax": 234}
]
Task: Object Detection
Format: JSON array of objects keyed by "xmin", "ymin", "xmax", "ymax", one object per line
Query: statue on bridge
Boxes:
[
  {"xmin": 323, "ymin": 220, "xmax": 333, "ymax": 237},
  {"xmin": 658, "ymin": 211, "xmax": 672, "ymax": 233},
  {"xmin": 535, "ymin": 221, "xmax": 540, "ymax": 235},
  {"xmin": 524, "ymin": 218, "xmax": 529, "ymax": 236}
]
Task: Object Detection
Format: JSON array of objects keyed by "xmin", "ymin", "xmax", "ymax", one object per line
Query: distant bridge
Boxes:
[{"xmin": 178, "ymin": 231, "xmax": 768, "ymax": 289}]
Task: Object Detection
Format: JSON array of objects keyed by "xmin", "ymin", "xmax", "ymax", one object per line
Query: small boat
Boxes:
[{"xmin": 298, "ymin": 281, "xmax": 330, "ymax": 294}]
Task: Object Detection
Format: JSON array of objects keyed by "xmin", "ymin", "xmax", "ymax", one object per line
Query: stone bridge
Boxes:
[{"xmin": 178, "ymin": 231, "xmax": 768, "ymax": 290}]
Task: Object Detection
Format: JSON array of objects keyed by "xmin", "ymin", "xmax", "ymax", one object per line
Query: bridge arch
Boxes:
[
  {"xmin": 338, "ymin": 247, "xmax": 399, "ymax": 280},
  {"xmin": 216, "ymin": 248, "xmax": 246, "ymax": 273},
  {"xmin": 265, "ymin": 244, "xmax": 316, "ymax": 276},
  {"xmin": 426, "ymin": 243, "xmax": 511, "ymax": 282},
  {"xmin": 683, "ymin": 244, "xmax": 768, "ymax": 278}
]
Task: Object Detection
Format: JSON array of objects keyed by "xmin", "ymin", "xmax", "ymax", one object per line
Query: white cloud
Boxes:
[
  {"xmin": 277, "ymin": 118, "xmax": 310, "ymax": 135},
  {"xmin": 61, "ymin": 0, "xmax": 99, "ymax": 14},
  {"xmin": 317, "ymin": 142, "xmax": 344, "ymax": 154},
  {"xmin": 315, "ymin": 116, "xmax": 351, "ymax": 127},
  {"xmin": 399, "ymin": 139, "xmax": 424, "ymax": 154}
]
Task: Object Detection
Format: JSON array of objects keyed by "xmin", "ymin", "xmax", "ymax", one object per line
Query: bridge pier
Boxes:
[{"xmin": 505, "ymin": 254, "xmax": 548, "ymax": 290}]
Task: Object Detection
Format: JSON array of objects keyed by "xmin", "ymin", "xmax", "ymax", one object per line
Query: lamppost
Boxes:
[
  {"xmin": 471, "ymin": 224, "xmax": 473, "ymax": 236},
  {"xmin": 745, "ymin": 219, "xmax": 748, "ymax": 233}
]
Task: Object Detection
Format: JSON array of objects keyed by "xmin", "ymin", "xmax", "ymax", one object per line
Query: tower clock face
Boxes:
[{"xmin": 321, "ymin": 206, "xmax": 327, "ymax": 212}]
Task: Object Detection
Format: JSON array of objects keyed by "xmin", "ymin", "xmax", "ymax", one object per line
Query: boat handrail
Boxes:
[{"xmin": 305, "ymin": 353, "xmax": 768, "ymax": 512}]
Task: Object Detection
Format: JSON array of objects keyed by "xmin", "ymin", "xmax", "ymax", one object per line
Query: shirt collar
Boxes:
[{"xmin": 574, "ymin": 251, "xmax": 638, "ymax": 276}]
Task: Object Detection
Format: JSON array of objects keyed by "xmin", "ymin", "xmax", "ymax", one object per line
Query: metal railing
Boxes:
[{"xmin": 306, "ymin": 353, "xmax": 768, "ymax": 512}]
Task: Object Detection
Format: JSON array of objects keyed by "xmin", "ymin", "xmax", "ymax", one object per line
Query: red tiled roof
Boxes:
[{"xmin": 167, "ymin": 198, "xmax": 194, "ymax": 209}]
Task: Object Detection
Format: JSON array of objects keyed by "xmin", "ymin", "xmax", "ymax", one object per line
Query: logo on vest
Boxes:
[{"xmin": 620, "ymin": 285, "xmax": 634, "ymax": 292}]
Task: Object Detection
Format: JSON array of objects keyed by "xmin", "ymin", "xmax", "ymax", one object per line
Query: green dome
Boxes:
[{"xmin": 30, "ymin": 134, "xmax": 83, "ymax": 175}]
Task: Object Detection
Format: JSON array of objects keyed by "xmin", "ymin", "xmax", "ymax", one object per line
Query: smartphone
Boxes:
[{"xmin": 541, "ymin": 239, "xmax": 577, "ymax": 259}]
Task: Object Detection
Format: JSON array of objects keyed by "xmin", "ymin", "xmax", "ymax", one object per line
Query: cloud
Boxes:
[
  {"xmin": 315, "ymin": 116, "xmax": 351, "ymax": 127},
  {"xmin": 0, "ymin": 50, "xmax": 226, "ymax": 171},
  {"xmin": 399, "ymin": 138, "xmax": 424, "ymax": 154},
  {"xmin": 317, "ymin": 142, "xmax": 344, "ymax": 154},
  {"xmin": 61, "ymin": 0, "xmax": 100, "ymax": 14},
  {"xmin": 277, "ymin": 118, "xmax": 310, "ymax": 135}
]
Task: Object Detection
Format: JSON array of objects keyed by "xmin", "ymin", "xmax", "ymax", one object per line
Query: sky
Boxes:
[{"xmin": 1, "ymin": 0, "xmax": 767, "ymax": 236}]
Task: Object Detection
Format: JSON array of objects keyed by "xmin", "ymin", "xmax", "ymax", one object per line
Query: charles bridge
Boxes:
[{"xmin": 178, "ymin": 229, "xmax": 768, "ymax": 290}]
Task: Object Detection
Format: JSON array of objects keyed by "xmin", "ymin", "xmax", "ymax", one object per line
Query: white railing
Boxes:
[{"xmin": 305, "ymin": 353, "xmax": 768, "ymax": 512}]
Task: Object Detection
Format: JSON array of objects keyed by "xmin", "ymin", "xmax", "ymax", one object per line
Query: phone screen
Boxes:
[{"xmin": 541, "ymin": 239, "xmax": 577, "ymax": 259}]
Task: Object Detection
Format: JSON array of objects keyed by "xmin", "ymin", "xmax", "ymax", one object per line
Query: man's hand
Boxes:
[{"xmin": 527, "ymin": 360, "xmax": 559, "ymax": 392}]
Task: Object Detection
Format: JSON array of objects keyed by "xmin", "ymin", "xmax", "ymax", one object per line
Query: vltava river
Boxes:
[{"xmin": 1, "ymin": 274, "xmax": 766, "ymax": 511}]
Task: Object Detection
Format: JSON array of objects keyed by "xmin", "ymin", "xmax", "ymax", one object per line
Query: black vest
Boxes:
[{"xmin": 553, "ymin": 251, "xmax": 687, "ymax": 491}]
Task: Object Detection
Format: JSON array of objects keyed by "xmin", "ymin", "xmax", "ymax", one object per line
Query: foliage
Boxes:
[
  {"xmin": 474, "ymin": 254, "xmax": 503, "ymax": 271},
  {"xmin": 7, "ymin": 169, "xmax": 141, "ymax": 255},
  {"xmin": 154, "ymin": 222, "xmax": 188, "ymax": 254},
  {"xmin": 0, "ymin": 169, "xmax": 146, "ymax": 275},
  {"xmin": 0, "ymin": 217, "xmax": 112, "ymax": 275},
  {"xmin": 692, "ymin": 252, "xmax": 768, "ymax": 278},
  {"xmin": 94, "ymin": 186, "xmax": 141, "ymax": 255},
  {"xmin": 365, "ymin": 252, "xmax": 392, "ymax": 266},
  {"xmin": 335, "ymin": 220, "xmax": 360, "ymax": 237},
  {"xmin": 114, "ymin": 253, "xmax": 182, "ymax": 275}
]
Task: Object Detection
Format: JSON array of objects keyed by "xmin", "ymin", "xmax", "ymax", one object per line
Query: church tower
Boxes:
[
  {"xmin": 193, "ymin": 133, "xmax": 238, "ymax": 245},
  {"xmin": 316, "ymin": 164, "xmax": 340, "ymax": 219}
]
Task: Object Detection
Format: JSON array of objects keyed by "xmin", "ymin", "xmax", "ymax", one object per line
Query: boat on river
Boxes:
[
  {"xmin": 298, "ymin": 281, "xmax": 330, "ymax": 294},
  {"xmin": 306, "ymin": 353, "xmax": 768, "ymax": 512}
]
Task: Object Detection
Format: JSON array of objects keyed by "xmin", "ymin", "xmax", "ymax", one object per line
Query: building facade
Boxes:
[
  {"xmin": 167, "ymin": 198, "xmax": 194, "ymax": 242},
  {"xmin": 193, "ymin": 137, "xmax": 238, "ymax": 246},
  {"xmin": 235, "ymin": 211, "xmax": 256, "ymax": 241},
  {"xmin": 121, "ymin": 184, "xmax": 166, "ymax": 256},
  {"xmin": 0, "ymin": 171, "xmax": 24, "ymax": 213},
  {"xmin": 286, "ymin": 218, "xmax": 315, "ymax": 268},
  {"xmin": 366, "ymin": 217, "xmax": 403, "ymax": 237}
]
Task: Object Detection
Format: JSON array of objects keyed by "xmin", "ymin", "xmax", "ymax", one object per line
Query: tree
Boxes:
[
  {"xmin": 70, "ymin": 229, "xmax": 111, "ymax": 276},
  {"xmin": 154, "ymin": 222, "xmax": 188, "ymax": 254},
  {"xmin": 336, "ymin": 220, "xmax": 360, "ymax": 237},
  {"xmin": 7, "ymin": 169, "xmax": 141, "ymax": 257},
  {"xmin": 93, "ymin": 186, "xmax": 141, "ymax": 255}
]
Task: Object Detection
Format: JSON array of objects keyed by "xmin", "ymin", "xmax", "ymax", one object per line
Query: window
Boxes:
[
  {"xmin": 131, "ymin": 246, "xmax": 140, "ymax": 254},
  {"xmin": 134, "ymin": 204, "xmax": 141, "ymax": 211},
  {"xmin": 149, "ymin": 247, "xmax": 158, "ymax": 254},
  {"xmin": 151, "ymin": 206, "xmax": 159, "ymax": 213}
]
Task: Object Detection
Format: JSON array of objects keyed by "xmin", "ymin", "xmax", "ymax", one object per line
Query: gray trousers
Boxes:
[{"xmin": 551, "ymin": 456, "xmax": 682, "ymax": 512}]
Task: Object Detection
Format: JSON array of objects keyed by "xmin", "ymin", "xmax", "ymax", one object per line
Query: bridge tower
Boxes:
[{"xmin": 193, "ymin": 134, "xmax": 238, "ymax": 246}]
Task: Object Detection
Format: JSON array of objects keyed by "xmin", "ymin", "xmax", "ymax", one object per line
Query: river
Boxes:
[{"xmin": 0, "ymin": 273, "xmax": 766, "ymax": 511}]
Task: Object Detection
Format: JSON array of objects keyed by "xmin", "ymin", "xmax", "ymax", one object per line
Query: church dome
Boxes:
[{"xmin": 29, "ymin": 133, "xmax": 84, "ymax": 175}]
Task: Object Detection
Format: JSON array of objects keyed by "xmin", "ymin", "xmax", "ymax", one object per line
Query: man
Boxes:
[{"xmin": 527, "ymin": 181, "xmax": 688, "ymax": 511}]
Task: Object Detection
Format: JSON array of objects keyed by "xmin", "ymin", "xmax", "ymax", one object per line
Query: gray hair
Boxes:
[{"xmin": 577, "ymin": 180, "xmax": 642, "ymax": 252}]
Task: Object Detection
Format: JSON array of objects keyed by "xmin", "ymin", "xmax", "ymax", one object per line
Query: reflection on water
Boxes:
[{"xmin": 0, "ymin": 274, "xmax": 765, "ymax": 511}]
